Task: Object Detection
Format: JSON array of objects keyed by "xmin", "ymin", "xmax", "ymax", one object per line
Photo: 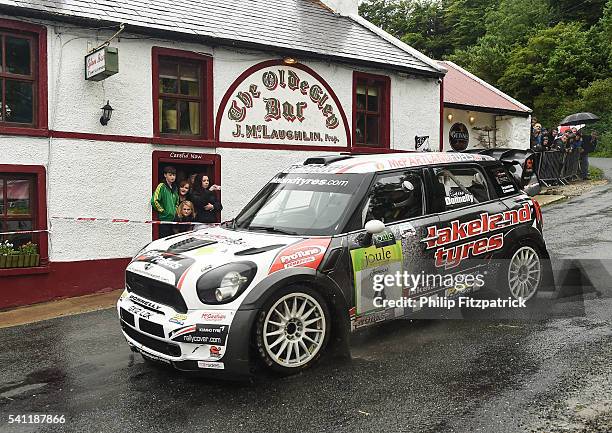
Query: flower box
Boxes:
[{"xmin": 0, "ymin": 254, "xmax": 40, "ymax": 269}]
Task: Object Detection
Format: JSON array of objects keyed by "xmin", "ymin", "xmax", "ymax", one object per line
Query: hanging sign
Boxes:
[
  {"xmin": 449, "ymin": 123, "xmax": 470, "ymax": 151},
  {"xmin": 218, "ymin": 63, "xmax": 349, "ymax": 147},
  {"xmin": 85, "ymin": 46, "xmax": 119, "ymax": 81}
]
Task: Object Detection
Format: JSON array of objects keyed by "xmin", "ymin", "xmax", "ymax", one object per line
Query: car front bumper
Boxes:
[{"xmin": 117, "ymin": 292, "xmax": 258, "ymax": 377}]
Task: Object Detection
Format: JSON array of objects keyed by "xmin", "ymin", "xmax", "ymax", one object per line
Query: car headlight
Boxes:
[{"xmin": 196, "ymin": 262, "xmax": 257, "ymax": 304}]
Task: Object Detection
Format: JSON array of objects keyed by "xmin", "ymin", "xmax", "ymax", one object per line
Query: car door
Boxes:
[
  {"xmin": 423, "ymin": 163, "xmax": 509, "ymax": 295},
  {"xmin": 347, "ymin": 168, "xmax": 440, "ymax": 330}
]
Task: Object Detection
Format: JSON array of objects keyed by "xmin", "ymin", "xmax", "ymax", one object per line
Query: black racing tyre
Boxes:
[
  {"xmin": 255, "ymin": 285, "xmax": 331, "ymax": 375},
  {"xmin": 500, "ymin": 243, "xmax": 544, "ymax": 302}
]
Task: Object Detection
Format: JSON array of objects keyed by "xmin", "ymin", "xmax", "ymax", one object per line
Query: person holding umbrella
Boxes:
[{"xmin": 560, "ymin": 113, "xmax": 600, "ymax": 180}]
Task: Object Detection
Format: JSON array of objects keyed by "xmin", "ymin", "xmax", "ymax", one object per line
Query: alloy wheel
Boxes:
[
  {"xmin": 262, "ymin": 292, "xmax": 326, "ymax": 368},
  {"xmin": 508, "ymin": 246, "xmax": 542, "ymax": 301}
]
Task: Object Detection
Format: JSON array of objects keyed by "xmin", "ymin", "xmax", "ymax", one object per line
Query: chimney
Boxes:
[{"xmin": 319, "ymin": 0, "xmax": 358, "ymax": 16}]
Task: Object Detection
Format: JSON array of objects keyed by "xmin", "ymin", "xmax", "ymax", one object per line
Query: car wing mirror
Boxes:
[{"xmin": 359, "ymin": 220, "xmax": 386, "ymax": 247}]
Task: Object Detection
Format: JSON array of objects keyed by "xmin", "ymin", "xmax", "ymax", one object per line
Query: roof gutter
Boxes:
[
  {"xmin": 0, "ymin": 5, "xmax": 445, "ymax": 78},
  {"xmin": 444, "ymin": 102, "xmax": 532, "ymax": 118}
]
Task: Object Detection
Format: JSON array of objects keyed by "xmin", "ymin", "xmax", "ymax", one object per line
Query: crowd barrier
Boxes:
[{"xmin": 535, "ymin": 149, "xmax": 582, "ymax": 186}]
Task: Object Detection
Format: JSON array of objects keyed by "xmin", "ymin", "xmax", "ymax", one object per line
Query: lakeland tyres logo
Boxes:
[
  {"xmin": 269, "ymin": 238, "xmax": 331, "ymax": 274},
  {"xmin": 422, "ymin": 203, "xmax": 532, "ymax": 269}
]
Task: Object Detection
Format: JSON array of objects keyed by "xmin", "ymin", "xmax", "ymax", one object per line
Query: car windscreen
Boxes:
[{"xmin": 233, "ymin": 172, "xmax": 366, "ymax": 236}]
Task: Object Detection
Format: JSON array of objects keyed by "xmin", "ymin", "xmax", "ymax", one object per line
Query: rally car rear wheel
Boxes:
[
  {"xmin": 506, "ymin": 245, "xmax": 542, "ymax": 301},
  {"xmin": 255, "ymin": 286, "xmax": 330, "ymax": 375}
]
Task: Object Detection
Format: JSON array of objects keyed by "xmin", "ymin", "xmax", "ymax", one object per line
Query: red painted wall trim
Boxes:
[
  {"xmin": 50, "ymin": 130, "xmax": 150, "ymax": 143},
  {"xmin": 153, "ymin": 137, "xmax": 216, "ymax": 147},
  {"xmin": 0, "ymin": 258, "xmax": 130, "ymax": 309},
  {"xmin": 216, "ymin": 141, "xmax": 348, "ymax": 152},
  {"xmin": 151, "ymin": 151, "xmax": 221, "ymax": 239},
  {"xmin": 439, "ymin": 78, "xmax": 444, "ymax": 151},
  {"xmin": 151, "ymin": 46, "xmax": 214, "ymax": 143},
  {"xmin": 0, "ymin": 164, "xmax": 48, "ymax": 265},
  {"xmin": 352, "ymin": 71, "xmax": 391, "ymax": 153},
  {"xmin": 215, "ymin": 59, "xmax": 352, "ymax": 151},
  {"xmin": 0, "ymin": 18, "xmax": 48, "ymax": 133}
]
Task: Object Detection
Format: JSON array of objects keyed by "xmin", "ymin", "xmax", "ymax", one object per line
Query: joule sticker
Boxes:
[
  {"xmin": 218, "ymin": 62, "xmax": 349, "ymax": 147},
  {"xmin": 268, "ymin": 238, "xmax": 331, "ymax": 274}
]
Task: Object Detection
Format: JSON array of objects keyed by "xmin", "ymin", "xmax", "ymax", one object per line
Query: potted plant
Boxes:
[
  {"xmin": 0, "ymin": 241, "xmax": 15, "ymax": 268},
  {"xmin": 18, "ymin": 242, "xmax": 40, "ymax": 267},
  {"xmin": 0, "ymin": 241, "xmax": 40, "ymax": 268}
]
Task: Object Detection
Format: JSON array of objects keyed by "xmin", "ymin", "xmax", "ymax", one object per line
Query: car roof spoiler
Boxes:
[
  {"xmin": 303, "ymin": 154, "xmax": 354, "ymax": 165},
  {"xmin": 462, "ymin": 148, "xmax": 535, "ymax": 166}
]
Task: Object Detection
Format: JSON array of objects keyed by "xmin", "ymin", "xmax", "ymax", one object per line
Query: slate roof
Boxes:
[
  {"xmin": 439, "ymin": 61, "xmax": 531, "ymax": 116},
  {"xmin": 0, "ymin": 0, "xmax": 443, "ymax": 76}
]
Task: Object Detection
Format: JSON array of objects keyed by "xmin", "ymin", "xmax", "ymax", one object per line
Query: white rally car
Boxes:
[{"xmin": 118, "ymin": 152, "xmax": 551, "ymax": 376}]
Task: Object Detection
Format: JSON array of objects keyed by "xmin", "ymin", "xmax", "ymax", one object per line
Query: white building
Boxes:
[
  {"xmin": 0, "ymin": 0, "xmax": 445, "ymax": 307},
  {"xmin": 438, "ymin": 61, "xmax": 532, "ymax": 151}
]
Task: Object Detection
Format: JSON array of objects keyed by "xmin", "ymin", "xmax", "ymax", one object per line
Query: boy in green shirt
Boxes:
[{"xmin": 151, "ymin": 166, "xmax": 179, "ymax": 238}]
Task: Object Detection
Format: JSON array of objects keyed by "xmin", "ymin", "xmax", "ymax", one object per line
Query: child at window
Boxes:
[
  {"xmin": 151, "ymin": 166, "xmax": 178, "ymax": 238},
  {"xmin": 173, "ymin": 200, "xmax": 196, "ymax": 234},
  {"xmin": 178, "ymin": 180, "xmax": 191, "ymax": 204}
]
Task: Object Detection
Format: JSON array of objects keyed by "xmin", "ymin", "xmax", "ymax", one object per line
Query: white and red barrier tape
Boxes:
[
  {"xmin": 0, "ymin": 229, "xmax": 51, "ymax": 236},
  {"xmin": 0, "ymin": 217, "xmax": 219, "ymax": 236}
]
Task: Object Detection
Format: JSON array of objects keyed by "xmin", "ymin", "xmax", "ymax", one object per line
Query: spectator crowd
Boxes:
[
  {"xmin": 530, "ymin": 118, "xmax": 598, "ymax": 180},
  {"xmin": 151, "ymin": 166, "xmax": 222, "ymax": 238}
]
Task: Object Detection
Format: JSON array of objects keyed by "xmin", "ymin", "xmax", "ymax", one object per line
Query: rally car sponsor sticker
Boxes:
[
  {"xmin": 268, "ymin": 238, "xmax": 331, "ymax": 274},
  {"xmin": 129, "ymin": 294, "xmax": 162, "ymax": 312},
  {"xmin": 198, "ymin": 361, "xmax": 224, "ymax": 370},
  {"xmin": 422, "ymin": 203, "xmax": 532, "ymax": 269},
  {"xmin": 169, "ymin": 314, "xmax": 188, "ymax": 325},
  {"xmin": 445, "ymin": 189, "xmax": 474, "ymax": 206},
  {"xmin": 201, "ymin": 312, "xmax": 228, "ymax": 322},
  {"xmin": 128, "ymin": 304, "xmax": 152, "ymax": 320},
  {"xmin": 351, "ymin": 309, "xmax": 395, "ymax": 331},
  {"xmin": 130, "ymin": 250, "xmax": 195, "ymax": 286},
  {"xmin": 170, "ymin": 324, "xmax": 229, "ymax": 345},
  {"xmin": 209, "ymin": 345, "xmax": 222, "ymax": 359},
  {"xmin": 350, "ymin": 235, "xmax": 403, "ymax": 315}
]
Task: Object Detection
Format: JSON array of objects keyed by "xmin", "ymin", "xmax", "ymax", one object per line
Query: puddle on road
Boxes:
[{"xmin": 0, "ymin": 367, "xmax": 66, "ymax": 399}]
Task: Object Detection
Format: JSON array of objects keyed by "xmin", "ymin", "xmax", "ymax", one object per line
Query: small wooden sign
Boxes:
[{"xmin": 85, "ymin": 46, "xmax": 119, "ymax": 81}]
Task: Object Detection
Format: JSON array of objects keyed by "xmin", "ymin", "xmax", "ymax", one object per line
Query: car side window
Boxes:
[
  {"xmin": 362, "ymin": 170, "xmax": 424, "ymax": 225},
  {"xmin": 486, "ymin": 164, "xmax": 519, "ymax": 198},
  {"xmin": 432, "ymin": 166, "xmax": 491, "ymax": 211}
]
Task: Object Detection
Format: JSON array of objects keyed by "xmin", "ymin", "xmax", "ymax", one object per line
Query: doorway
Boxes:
[{"xmin": 152, "ymin": 151, "xmax": 221, "ymax": 240}]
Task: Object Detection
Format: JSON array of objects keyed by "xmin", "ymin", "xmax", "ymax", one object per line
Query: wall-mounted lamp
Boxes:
[
  {"xmin": 283, "ymin": 57, "xmax": 298, "ymax": 65},
  {"xmin": 447, "ymin": 113, "xmax": 454, "ymax": 123},
  {"xmin": 100, "ymin": 100, "xmax": 114, "ymax": 126},
  {"xmin": 469, "ymin": 115, "xmax": 476, "ymax": 125}
]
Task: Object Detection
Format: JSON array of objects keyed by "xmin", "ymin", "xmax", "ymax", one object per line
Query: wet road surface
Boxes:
[{"xmin": 1, "ymin": 160, "xmax": 611, "ymax": 433}]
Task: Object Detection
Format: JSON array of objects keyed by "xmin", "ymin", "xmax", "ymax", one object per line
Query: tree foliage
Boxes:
[{"xmin": 358, "ymin": 0, "xmax": 612, "ymax": 144}]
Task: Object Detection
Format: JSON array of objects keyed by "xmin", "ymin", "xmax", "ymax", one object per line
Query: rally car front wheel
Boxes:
[{"xmin": 255, "ymin": 286, "xmax": 330, "ymax": 375}]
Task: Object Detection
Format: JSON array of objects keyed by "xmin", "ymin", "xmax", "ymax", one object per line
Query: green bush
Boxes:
[
  {"xmin": 592, "ymin": 130, "xmax": 612, "ymax": 157},
  {"xmin": 588, "ymin": 166, "xmax": 604, "ymax": 180}
]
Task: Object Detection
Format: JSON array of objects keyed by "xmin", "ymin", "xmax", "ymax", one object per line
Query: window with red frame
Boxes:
[
  {"xmin": 0, "ymin": 29, "xmax": 37, "ymax": 126},
  {"xmin": 354, "ymin": 74, "xmax": 390, "ymax": 148},
  {"xmin": 0, "ymin": 173, "xmax": 36, "ymax": 247},
  {"xmin": 155, "ymin": 53, "xmax": 210, "ymax": 138}
]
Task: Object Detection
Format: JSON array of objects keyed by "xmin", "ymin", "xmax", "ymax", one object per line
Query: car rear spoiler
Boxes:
[{"xmin": 462, "ymin": 148, "xmax": 541, "ymax": 197}]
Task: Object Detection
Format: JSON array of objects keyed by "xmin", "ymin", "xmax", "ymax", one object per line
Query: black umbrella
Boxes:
[{"xmin": 559, "ymin": 112, "xmax": 600, "ymax": 126}]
